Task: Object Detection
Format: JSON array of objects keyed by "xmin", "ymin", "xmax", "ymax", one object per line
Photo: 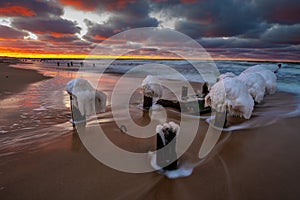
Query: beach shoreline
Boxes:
[
  {"xmin": 0, "ymin": 63, "xmax": 51, "ymax": 100},
  {"xmin": 0, "ymin": 63, "xmax": 300, "ymax": 199}
]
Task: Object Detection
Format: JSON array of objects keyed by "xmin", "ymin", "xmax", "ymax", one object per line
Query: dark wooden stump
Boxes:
[
  {"xmin": 143, "ymin": 95, "xmax": 153, "ymax": 110},
  {"xmin": 157, "ymin": 98, "xmax": 211, "ymax": 115},
  {"xmin": 156, "ymin": 133, "xmax": 167, "ymax": 168},
  {"xmin": 163, "ymin": 130, "xmax": 178, "ymax": 171},
  {"xmin": 156, "ymin": 126, "xmax": 178, "ymax": 171}
]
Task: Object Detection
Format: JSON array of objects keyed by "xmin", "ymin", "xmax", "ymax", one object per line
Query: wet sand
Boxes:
[
  {"xmin": 0, "ymin": 64, "xmax": 300, "ymax": 200},
  {"xmin": 0, "ymin": 63, "xmax": 51, "ymax": 100}
]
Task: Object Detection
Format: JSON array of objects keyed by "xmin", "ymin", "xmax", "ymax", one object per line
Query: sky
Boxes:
[{"xmin": 0, "ymin": 0, "xmax": 299, "ymax": 61}]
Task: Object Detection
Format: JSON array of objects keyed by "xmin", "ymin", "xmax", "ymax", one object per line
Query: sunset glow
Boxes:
[{"xmin": 0, "ymin": 0, "xmax": 299, "ymax": 62}]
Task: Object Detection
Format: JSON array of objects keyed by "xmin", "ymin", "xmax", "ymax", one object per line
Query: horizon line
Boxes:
[{"xmin": 1, "ymin": 54, "xmax": 299, "ymax": 64}]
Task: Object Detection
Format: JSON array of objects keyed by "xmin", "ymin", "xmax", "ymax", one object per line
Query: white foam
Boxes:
[
  {"xmin": 148, "ymin": 151, "xmax": 193, "ymax": 179},
  {"xmin": 33, "ymin": 106, "xmax": 47, "ymax": 111},
  {"xmin": 0, "ymin": 130, "xmax": 8, "ymax": 134},
  {"xmin": 164, "ymin": 167, "xmax": 193, "ymax": 179}
]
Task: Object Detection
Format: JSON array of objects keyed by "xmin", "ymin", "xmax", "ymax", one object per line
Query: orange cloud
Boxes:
[
  {"xmin": 49, "ymin": 32, "xmax": 73, "ymax": 37},
  {"xmin": 59, "ymin": 0, "xmax": 96, "ymax": 11},
  {"xmin": 0, "ymin": 5, "xmax": 36, "ymax": 16},
  {"xmin": 0, "ymin": 38, "xmax": 18, "ymax": 42},
  {"xmin": 93, "ymin": 35, "xmax": 108, "ymax": 41},
  {"xmin": 60, "ymin": 0, "xmax": 137, "ymax": 12}
]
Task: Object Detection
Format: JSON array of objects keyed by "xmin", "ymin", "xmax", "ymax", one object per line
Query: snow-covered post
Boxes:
[
  {"xmin": 142, "ymin": 75, "xmax": 162, "ymax": 110},
  {"xmin": 205, "ymin": 73, "xmax": 255, "ymax": 127},
  {"xmin": 69, "ymin": 93, "xmax": 86, "ymax": 127},
  {"xmin": 156, "ymin": 122, "xmax": 179, "ymax": 171},
  {"xmin": 66, "ymin": 78, "xmax": 107, "ymax": 128}
]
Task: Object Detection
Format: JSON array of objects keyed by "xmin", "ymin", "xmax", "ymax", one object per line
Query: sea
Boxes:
[
  {"xmin": 17, "ymin": 59, "xmax": 300, "ymax": 95},
  {"xmin": 1, "ymin": 59, "xmax": 299, "ymax": 161}
]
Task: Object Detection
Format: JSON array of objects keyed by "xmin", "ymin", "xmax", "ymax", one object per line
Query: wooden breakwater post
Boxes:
[
  {"xmin": 156, "ymin": 122, "xmax": 179, "ymax": 171},
  {"xmin": 143, "ymin": 95, "xmax": 153, "ymax": 110},
  {"xmin": 157, "ymin": 83, "xmax": 211, "ymax": 115},
  {"xmin": 68, "ymin": 93, "xmax": 86, "ymax": 128}
]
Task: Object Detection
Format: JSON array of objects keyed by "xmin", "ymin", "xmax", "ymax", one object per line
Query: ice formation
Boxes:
[
  {"xmin": 242, "ymin": 65, "xmax": 277, "ymax": 95},
  {"xmin": 205, "ymin": 76, "xmax": 254, "ymax": 119},
  {"xmin": 237, "ymin": 72, "xmax": 266, "ymax": 103},
  {"xmin": 66, "ymin": 78, "xmax": 107, "ymax": 116},
  {"xmin": 142, "ymin": 75, "xmax": 163, "ymax": 98}
]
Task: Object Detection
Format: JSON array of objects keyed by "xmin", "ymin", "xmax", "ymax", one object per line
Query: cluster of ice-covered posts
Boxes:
[
  {"xmin": 205, "ymin": 64, "xmax": 281, "ymax": 124},
  {"xmin": 66, "ymin": 64, "xmax": 281, "ymax": 171}
]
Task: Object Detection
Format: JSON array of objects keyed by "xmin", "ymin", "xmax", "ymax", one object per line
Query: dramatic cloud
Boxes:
[
  {"xmin": 152, "ymin": 0, "xmax": 261, "ymax": 38},
  {"xmin": 261, "ymin": 24, "xmax": 300, "ymax": 45},
  {"xmin": 0, "ymin": 0, "xmax": 299, "ymax": 60},
  {"xmin": 38, "ymin": 34, "xmax": 82, "ymax": 43},
  {"xmin": 59, "ymin": 0, "xmax": 101, "ymax": 11},
  {"xmin": 59, "ymin": 0, "xmax": 137, "ymax": 11},
  {"xmin": 0, "ymin": 5, "xmax": 36, "ymax": 17},
  {"xmin": 83, "ymin": 0, "xmax": 158, "ymax": 42},
  {"xmin": 0, "ymin": 25, "xmax": 28, "ymax": 39},
  {"xmin": 12, "ymin": 17, "xmax": 81, "ymax": 36},
  {"xmin": 254, "ymin": 0, "xmax": 300, "ymax": 24},
  {"xmin": 0, "ymin": 0, "xmax": 63, "ymax": 17}
]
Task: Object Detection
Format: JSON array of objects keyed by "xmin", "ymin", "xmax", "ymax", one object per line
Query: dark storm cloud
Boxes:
[
  {"xmin": 261, "ymin": 24, "xmax": 300, "ymax": 45},
  {"xmin": 12, "ymin": 17, "xmax": 81, "ymax": 35},
  {"xmin": 238, "ymin": 22, "xmax": 271, "ymax": 39},
  {"xmin": 152, "ymin": 0, "xmax": 261, "ymax": 38},
  {"xmin": 38, "ymin": 34, "xmax": 81, "ymax": 43},
  {"xmin": 0, "ymin": 25, "xmax": 28, "ymax": 39},
  {"xmin": 0, "ymin": 0, "xmax": 63, "ymax": 17},
  {"xmin": 1, "ymin": 0, "xmax": 84, "ymax": 45},
  {"xmin": 83, "ymin": 19, "xmax": 115, "ymax": 43},
  {"xmin": 254, "ymin": 0, "xmax": 300, "ymax": 24},
  {"xmin": 149, "ymin": 0, "xmax": 300, "ymax": 52},
  {"xmin": 1, "ymin": 0, "xmax": 299, "ymax": 60},
  {"xmin": 83, "ymin": 0, "xmax": 158, "ymax": 42}
]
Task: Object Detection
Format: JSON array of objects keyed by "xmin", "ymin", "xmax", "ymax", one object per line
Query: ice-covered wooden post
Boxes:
[
  {"xmin": 142, "ymin": 75, "xmax": 162, "ymax": 110},
  {"xmin": 205, "ymin": 73, "xmax": 255, "ymax": 128},
  {"xmin": 68, "ymin": 93, "xmax": 86, "ymax": 127},
  {"xmin": 156, "ymin": 122, "xmax": 179, "ymax": 171},
  {"xmin": 66, "ymin": 78, "xmax": 107, "ymax": 128}
]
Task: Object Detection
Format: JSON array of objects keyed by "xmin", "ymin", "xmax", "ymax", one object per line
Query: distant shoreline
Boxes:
[{"xmin": 1, "ymin": 56, "xmax": 299, "ymax": 64}]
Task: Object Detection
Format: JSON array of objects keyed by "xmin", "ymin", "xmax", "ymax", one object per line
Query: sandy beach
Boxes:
[
  {"xmin": 0, "ymin": 63, "xmax": 51, "ymax": 100},
  {"xmin": 1, "ymin": 63, "xmax": 300, "ymax": 200}
]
